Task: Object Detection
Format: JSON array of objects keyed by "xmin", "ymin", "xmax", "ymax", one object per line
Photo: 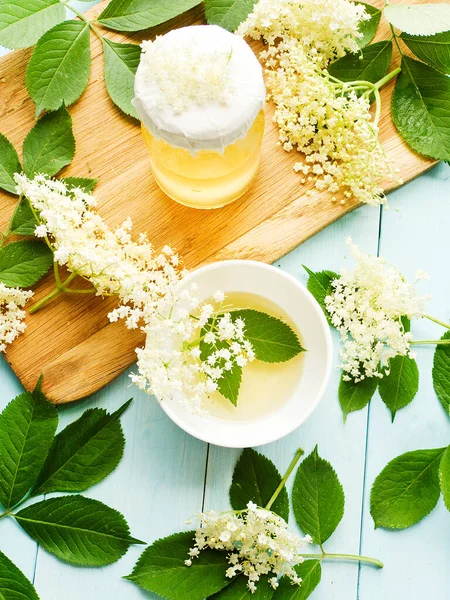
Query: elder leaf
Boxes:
[
  {"xmin": 401, "ymin": 31, "xmax": 450, "ymax": 75},
  {"xmin": 61, "ymin": 177, "xmax": 98, "ymax": 193},
  {"xmin": 98, "ymin": 0, "xmax": 202, "ymax": 33},
  {"xmin": 378, "ymin": 355, "xmax": 419, "ymax": 421},
  {"xmin": 0, "ymin": 241, "xmax": 53, "ymax": 288},
  {"xmin": 0, "ymin": 133, "xmax": 21, "ymax": 195},
  {"xmin": 338, "ymin": 374, "xmax": 378, "ymax": 421},
  {"xmin": 328, "ymin": 41, "xmax": 392, "ymax": 86},
  {"xmin": 23, "ymin": 106, "xmax": 75, "ymax": 178},
  {"xmin": 356, "ymin": 3, "xmax": 382, "ymax": 48},
  {"xmin": 384, "ymin": 4, "xmax": 450, "ymax": 36},
  {"xmin": 392, "ymin": 56, "xmax": 450, "ymax": 162},
  {"xmin": 26, "ymin": 20, "xmax": 91, "ymax": 118},
  {"xmin": 205, "ymin": 0, "xmax": 257, "ymax": 32},
  {"xmin": 0, "ymin": 0, "xmax": 65, "ymax": 50},
  {"xmin": 10, "ymin": 200, "xmax": 38, "ymax": 236},
  {"xmin": 370, "ymin": 447, "xmax": 445, "ymax": 529},
  {"xmin": 15, "ymin": 495, "xmax": 143, "ymax": 566},
  {"xmin": 229, "ymin": 448, "xmax": 290, "ymax": 521},
  {"xmin": 432, "ymin": 331, "xmax": 450, "ymax": 416},
  {"xmin": 292, "ymin": 446, "xmax": 344, "ymax": 544},
  {"xmin": 439, "ymin": 446, "xmax": 450, "ymax": 512},
  {"xmin": 102, "ymin": 38, "xmax": 141, "ymax": 118},
  {"xmin": 0, "ymin": 550, "xmax": 39, "ymax": 600},
  {"xmin": 276, "ymin": 560, "xmax": 322, "ymax": 600},
  {"xmin": 125, "ymin": 531, "xmax": 230, "ymax": 600},
  {"xmin": 210, "ymin": 575, "xmax": 274, "ymax": 599},
  {"xmin": 303, "ymin": 266, "xmax": 338, "ymax": 325}
]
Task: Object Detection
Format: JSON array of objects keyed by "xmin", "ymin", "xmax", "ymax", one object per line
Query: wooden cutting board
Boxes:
[{"xmin": 0, "ymin": 0, "xmax": 435, "ymax": 403}]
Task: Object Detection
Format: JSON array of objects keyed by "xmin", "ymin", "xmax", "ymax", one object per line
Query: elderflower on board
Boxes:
[
  {"xmin": 325, "ymin": 239, "xmax": 430, "ymax": 381},
  {"xmin": 188, "ymin": 501, "xmax": 312, "ymax": 592},
  {"xmin": 0, "ymin": 283, "xmax": 33, "ymax": 353}
]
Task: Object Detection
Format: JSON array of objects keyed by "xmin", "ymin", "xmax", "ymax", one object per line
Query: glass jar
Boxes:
[{"xmin": 133, "ymin": 25, "xmax": 266, "ymax": 209}]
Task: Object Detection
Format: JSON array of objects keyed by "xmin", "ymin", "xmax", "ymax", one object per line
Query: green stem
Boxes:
[
  {"xmin": 0, "ymin": 510, "xmax": 12, "ymax": 521},
  {"xmin": 28, "ymin": 286, "xmax": 63, "ymax": 314},
  {"xmin": 61, "ymin": 0, "xmax": 103, "ymax": 41},
  {"xmin": 373, "ymin": 67, "xmax": 401, "ymax": 91},
  {"xmin": 390, "ymin": 25, "xmax": 404, "ymax": 56},
  {"xmin": 265, "ymin": 448, "xmax": 304, "ymax": 511},
  {"xmin": 411, "ymin": 340, "xmax": 450, "ymax": 345},
  {"xmin": 301, "ymin": 552, "xmax": 383, "ymax": 569},
  {"xmin": 425, "ymin": 315, "xmax": 450, "ymax": 330}
]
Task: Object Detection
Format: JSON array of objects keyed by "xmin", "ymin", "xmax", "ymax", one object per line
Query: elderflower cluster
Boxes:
[
  {"xmin": 187, "ymin": 502, "xmax": 312, "ymax": 593},
  {"xmin": 0, "ymin": 283, "xmax": 33, "ymax": 353},
  {"xmin": 325, "ymin": 239, "xmax": 429, "ymax": 381},
  {"xmin": 238, "ymin": 0, "xmax": 400, "ymax": 205}
]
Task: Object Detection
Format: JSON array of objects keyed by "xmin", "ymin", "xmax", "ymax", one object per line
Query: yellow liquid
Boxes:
[
  {"xmin": 141, "ymin": 110, "xmax": 265, "ymax": 209},
  {"xmin": 204, "ymin": 292, "xmax": 305, "ymax": 422}
]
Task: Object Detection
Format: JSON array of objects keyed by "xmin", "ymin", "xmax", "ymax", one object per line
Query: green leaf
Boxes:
[
  {"xmin": 0, "ymin": 550, "xmax": 40, "ymax": 600},
  {"xmin": 23, "ymin": 106, "xmax": 76, "ymax": 178},
  {"xmin": 338, "ymin": 374, "xmax": 378, "ymax": 421},
  {"xmin": 292, "ymin": 446, "xmax": 344, "ymax": 544},
  {"xmin": 0, "ymin": 0, "xmax": 65, "ymax": 50},
  {"xmin": 356, "ymin": 3, "xmax": 382, "ymax": 49},
  {"xmin": 15, "ymin": 495, "xmax": 142, "ymax": 566},
  {"xmin": 401, "ymin": 31, "xmax": 450, "ymax": 75},
  {"xmin": 32, "ymin": 400, "xmax": 131, "ymax": 496},
  {"xmin": 229, "ymin": 448, "xmax": 290, "ymax": 521},
  {"xmin": 217, "ymin": 363, "xmax": 242, "ymax": 406},
  {"xmin": 0, "ymin": 133, "xmax": 21, "ymax": 194},
  {"xmin": 26, "ymin": 20, "xmax": 91, "ymax": 118},
  {"xmin": 328, "ymin": 41, "xmax": 392, "ymax": 86},
  {"xmin": 439, "ymin": 446, "xmax": 450, "ymax": 512},
  {"xmin": 370, "ymin": 447, "xmax": 445, "ymax": 529},
  {"xmin": 102, "ymin": 38, "xmax": 141, "ymax": 119},
  {"xmin": 0, "ymin": 385, "xmax": 58, "ymax": 509},
  {"xmin": 230, "ymin": 309, "xmax": 304, "ymax": 363},
  {"xmin": 125, "ymin": 531, "xmax": 230, "ymax": 600},
  {"xmin": 205, "ymin": 0, "xmax": 257, "ymax": 32},
  {"xmin": 303, "ymin": 266, "xmax": 338, "ymax": 325},
  {"xmin": 0, "ymin": 241, "xmax": 53, "ymax": 288},
  {"xmin": 97, "ymin": 0, "xmax": 202, "ymax": 33},
  {"xmin": 378, "ymin": 355, "xmax": 419, "ymax": 421},
  {"xmin": 210, "ymin": 576, "xmax": 274, "ymax": 599},
  {"xmin": 392, "ymin": 56, "xmax": 450, "ymax": 162},
  {"xmin": 276, "ymin": 561, "xmax": 322, "ymax": 600},
  {"xmin": 10, "ymin": 200, "xmax": 38, "ymax": 236},
  {"xmin": 61, "ymin": 177, "xmax": 98, "ymax": 193},
  {"xmin": 384, "ymin": 4, "xmax": 450, "ymax": 36},
  {"xmin": 432, "ymin": 331, "xmax": 450, "ymax": 416}
]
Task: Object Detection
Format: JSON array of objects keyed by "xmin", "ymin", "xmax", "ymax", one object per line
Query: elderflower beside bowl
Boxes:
[{"xmin": 159, "ymin": 260, "xmax": 333, "ymax": 447}]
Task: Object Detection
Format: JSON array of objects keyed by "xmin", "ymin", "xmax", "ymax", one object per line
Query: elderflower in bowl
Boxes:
[{"xmin": 156, "ymin": 260, "xmax": 332, "ymax": 447}]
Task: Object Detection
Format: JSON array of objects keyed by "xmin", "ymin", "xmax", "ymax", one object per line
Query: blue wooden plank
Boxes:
[{"xmin": 358, "ymin": 163, "xmax": 450, "ymax": 600}]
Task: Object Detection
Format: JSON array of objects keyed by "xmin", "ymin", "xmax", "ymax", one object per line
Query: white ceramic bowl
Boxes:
[{"xmin": 160, "ymin": 260, "xmax": 333, "ymax": 447}]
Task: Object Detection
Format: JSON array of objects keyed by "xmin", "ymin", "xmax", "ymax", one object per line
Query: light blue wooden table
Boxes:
[{"xmin": 1, "ymin": 3, "xmax": 450, "ymax": 598}]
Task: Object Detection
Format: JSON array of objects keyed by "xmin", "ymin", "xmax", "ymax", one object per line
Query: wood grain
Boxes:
[{"xmin": 0, "ymin": 0, "xmax": 435, "ymax": 403}]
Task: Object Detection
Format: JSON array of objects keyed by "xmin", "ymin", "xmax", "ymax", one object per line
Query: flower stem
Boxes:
[
  {"xmin": 301, "ymin": 552, "xmax": 383, "ymax": 569},
  {"xmin": 265, "ymin": 448, "xmax": 304, "ymax": 511},
  {"xmin": 425, "ymin": 315, "xmax": 450, "ymax": 330},
  {"xmin": 410, "ymin": 340, "xmax": 450, "ymax": 345},
  {"xmin": 28, "ymin": 287, "xmax": 63, "ymax": 314},
  {"xmin": 373, "ymin": 67, "xmax": 401, "ymax": 91}
]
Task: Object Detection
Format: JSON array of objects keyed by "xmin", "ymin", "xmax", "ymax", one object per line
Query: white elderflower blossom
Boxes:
[
  {"xmin": 188, "ymin": 501, "xmax": 312, "ymax": 592},
  {"xmin": 0, "ymin": 283, "xmax": 33, "ymax": 352},
  {"xmin": 325, "ymin": 239, "xmax": 430, "ymax": 381}
]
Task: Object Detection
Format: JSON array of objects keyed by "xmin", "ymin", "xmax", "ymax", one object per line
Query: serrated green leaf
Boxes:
[
  {"xmin": 356, "ymin": 3, "xmax": 382, "ymax": 49},
  {"xmin": 401, "ymin": 31, "xmax": 450, "ymax": 75},
  {"xmin": 0, "ymin": 241, "xmax": 53, "ymax": 288},
  {"xmin": 439, "ymin": 446, "xmax": 450, "ymax": 512},
  {"xmin": 0, "ymin": 550, "xmax": 40, "ymax": 600},
  {"xmin": 102, "ymin": 38, "xmax": 141, "ymax": 119},
  {"xmin": 303, "ymin": 266, "xmax": 338, "ymax": 325},
  {"xmin": 61, "ymin": 177, "xmax": 98, "ymax": 193},
  {"xmin": 97, "ymin": 0, "xmax": 202, "ymax": 33},
  {"xmin": 328, "ymin": 41, "xmax": 392, "ymax": 88},
  {"xmin": 384, "ymin": 4, "xmax": 450, "ymax": 36},
  {"xmin": 378, "ymin": 354, "xmax": 419, "ymax": 421},
  {"xmin": 0, "ymin": 0, "xmax": 65, "ymax": 50},
  {"xmin": 10, "ymin": 200, "xmax": 38, "ymax": 236},
  {"xmin": 15, "ymin": 495, "xmax": 142, "ymax": 566},
  {"xmin": 218, "ymin": 363, "xmax": 242, "ymax": 406},
  {"xmin": 0, "ymin": 386, "xmax": 57, "ymax": 509},
  {"xmin": 276, "ymin": 561, "xmax": 322, "ymax": 600},
  {"xmin": 292, "ymin": 446, "xmax": 344, "ymax": 544},
  {"xmin": 392, "ymin": 56, "xmax": 450, "ymax": 162},
  {"xmin": 26, "ymin": 20, "xmax": 91, "ymax": 118},
  {"xmin": 210, "ymin": 575, "xmax": 274, "ymax": 599},
  {"xmin": 23, "ymin": 106, "xmax": 76, "ymax": 178},
  {"xmin": 370, "ymin": 447, "xmax": 445, "ymax": 529},
  {"xmin": 0, "ymin": 133, "xmax": 21, "ymax": 194},
  {"xmin": 229, "ymin": 448, "xmax": 290, "ymax": 521},
  {"xmin": 205, "ymin": 0, "xmax": 257, "ymax": 32},
  {"xmin": 432, "ymin": 331, "xmax": 450, "ymax": 416},
  {"xmin": 338, "ymin": 374, "xmax": 378, "ymax": 421},
  {"xmin": 125, "ymin": 531, "xmax": 230, "ymax": 600},
  {"xmin": 32, "ymin": 400, "xmax": 131, "ymax": 496}
]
